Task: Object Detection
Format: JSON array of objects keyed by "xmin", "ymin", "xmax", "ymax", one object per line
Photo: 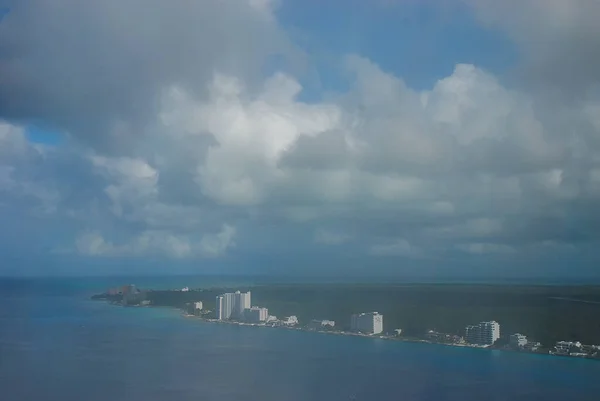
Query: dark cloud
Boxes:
[
  {"xmin": 466, "ymin": 0, "xmax": 600, "ymax": 97},
  {"xmin": 0, "ymin": 0, "xmax": 295, "ymax": 152}
]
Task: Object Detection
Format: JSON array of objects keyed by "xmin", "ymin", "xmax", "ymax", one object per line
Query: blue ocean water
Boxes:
[{"xmin": 1, "ymin": 278, "xmax": 600, "ymax": 401}]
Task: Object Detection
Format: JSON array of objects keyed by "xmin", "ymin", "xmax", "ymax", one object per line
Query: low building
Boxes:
[
  {"xmin": 244, "ymin": 306, "xmax": 268, "ymax": 323},
  {"xmin": 351, "ymin": 312, "xmax": 384, "ymax": 335},
  {"xmin": 555, "ymin": 341, "xmax": 582, "ymax": 355},
  {"xmin": 524, "ymin": 341, "xmax": 541, "ymax": 352},
  {"xmin": 510, "ymin": 333, "xmax": 528, "ymax": 348},
  {"xmin": 308, "ymin": 319, "xmax": 335, "ymax": 330},
  {"xmin": 282, "ymin": 316, "xmax": 299, "ymax": 326},
  {"xmin": 425, "ymin": 330, "xmax": 462, "ymax": 344}
]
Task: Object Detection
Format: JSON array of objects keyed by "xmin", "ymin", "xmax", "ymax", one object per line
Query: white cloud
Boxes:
[
  {"xmin": 73, "ymin": 224, "xmax": 236, "ymax": 259},
  {"xmin": 314, "ymin": 229, "xmax": 352, "ymax": 245},
  {"xmin": 455, "ymin": 243, "xmax": 515, "ymax": 255},
  {"xmin": 199, "ymin": 224, "xmax": 237, "ymax": 257},
  {"xmin": 2, "ymin": 0, "xmax": 600, "ymax": 270},
  {"xmin": 75, "ymin": 231, "xmax": 118, "ymax": 256},
  {"xmin": 370, "ymin": 239, "xmax": 418, "ymax": 257}
]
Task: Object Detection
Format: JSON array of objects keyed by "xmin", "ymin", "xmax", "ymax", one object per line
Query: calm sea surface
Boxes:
[{"xmin": 1, "ymin": 277, "xmax": 600, "ymax": 401}]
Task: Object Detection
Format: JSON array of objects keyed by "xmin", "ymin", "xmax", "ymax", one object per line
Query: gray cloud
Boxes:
[
  {"xmin": 1, "ymin": 0, "xmax": 600, "ymax": 275},
  {"xmin": 465, "ymin": 0, "xmax": 600, "ymax": 96},
  {"xmin": 0, "ymin": 0, "xmax": 297, "ymax": 151}
]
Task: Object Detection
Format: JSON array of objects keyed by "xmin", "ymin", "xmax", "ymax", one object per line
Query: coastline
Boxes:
[
  {"xmin": 93, "ymin": 283, "xmax": 600, "ymax": 361},
  {"xmin": 101, "ymin": 301, "xmax": 598, "ymax": 361},
  {"xmin": 179, "ymin": 311, "xmax": 502, "ymax": 352}
]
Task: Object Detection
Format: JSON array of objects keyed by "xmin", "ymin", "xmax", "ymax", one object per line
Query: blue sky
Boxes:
[
  {"xmin": 1, "ymin": 0, "xmax": 600, "ymax": 278},
  {"xmin": 276, "ymin": 0, "xmax": 517, "ymax": 92}
]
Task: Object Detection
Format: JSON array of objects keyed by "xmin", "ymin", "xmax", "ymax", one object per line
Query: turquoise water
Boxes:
[{"xmin": 1, "ymin": 278, "xmax": 600, "ymax": 401}]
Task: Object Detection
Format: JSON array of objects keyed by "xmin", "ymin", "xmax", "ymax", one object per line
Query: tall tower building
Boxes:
[
  {"xmin": 215, "ymin": 295, "xmax": 224, "ymax": 320},
  {"xmin": 215, "ymin": 291, "xmax": 252, "ymax": 320},
  {"xmin": 234, "ymin": 291, "xmax": 251, "ymax": 318}
]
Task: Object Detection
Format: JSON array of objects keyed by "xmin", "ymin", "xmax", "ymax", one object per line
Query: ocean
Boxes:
[{"xmin": 1, "ymin": 277, "xmax": 600, "ymax": 401}]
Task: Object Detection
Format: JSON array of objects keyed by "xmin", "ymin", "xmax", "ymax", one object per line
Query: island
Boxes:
[{"xmin": 92, "ymin": 282, "xmax": 600, "ymax": 359}]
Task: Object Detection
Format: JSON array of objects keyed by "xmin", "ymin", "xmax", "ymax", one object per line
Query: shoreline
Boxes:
[
  {"xmin": 179, "ymin": 311, "xmax": 511, "ymax": 352},
  {"xmin": 94, "ymin": 285, "xmax": 600, "ymax": 361},
  {"xmin": 103, "ymin": 302, "xmax": 599, "ymax": 361}
]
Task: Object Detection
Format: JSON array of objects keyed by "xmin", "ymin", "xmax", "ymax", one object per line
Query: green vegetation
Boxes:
[{"xmin": 93, "ymin": 283, "xmax": 600, "ymax": 347}]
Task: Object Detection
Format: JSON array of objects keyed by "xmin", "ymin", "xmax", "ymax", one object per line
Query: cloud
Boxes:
[
  {"xmin": 199, "ymin": 224, "xmax": 237, "ymax": 258},
  {"xmin": 465, "ymin": 0, "xmax": 600, "ymax": 95},
  {"xmin": 73, "ymin": 225, "xmax": 236, "ymax": 259},
  {"xmin": 1, "ymin": 1, "xmax": 600, "ymax": 274},
  {"xmin": 455, "ymin": 243, "xmax": 515, "ymax": 255},
  {"xmin": 0, "ymin": 0, "xmax": 298, "ymax": 150},
  {"xmin": 3, "ymin": 54, "xmax": 600, "ymax": 268},
  {"xmin": 370, "ymin": 239, "xmax": 419, "ymax": 257},
  {"xmin": 314, "ymin": 229, "xmax": 353, "ymax": 245}
]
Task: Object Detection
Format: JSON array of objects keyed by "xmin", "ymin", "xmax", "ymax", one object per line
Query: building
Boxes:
[
  {"xmin": 215, "ymin": 294, "xmax": 235, "ymax": 320},
  {"xmin": 308, "ymin": 319, "xmax": 335, "ymax": 330},
  {"xmin": 510, "ymin": 333, "xmax": 528, "ymax": 348},
  {"xmin": 480, "ymin": 321, "xmax": 500, "ymax": 345},
  {"xmin": 524, "ymin": 341, "xmax": 541, "ymax": 352},
  {"xmin": 215, "ymin": 291, "xmax": 252, "ymax": 320},
  {"xmin": 215, "ymin": 295, "xmax": 224, "ymax": 320},
  {"xmin": 465, "ymin": 325, "xmax": 479, "ymax": 344},
  {"xmin": 234, "ymin": 290, "xmax": 251, "ymax": 318},
  {"xmin": 464, "ymin": 321, "xmax": 500, "ymax": 345},
  {"xmin": 351, "ymin": 312, "xmax": 384, "ymax": 335},
  {"xmin": 282, "ymin": 316, "xmax": 299, "ymax": 326},
  {"xmin": 244, "ymin": 306, "xmax": 268, "ymax": 323},
  {"xmin": 555, "ymin": 341, "xmax": 582, "ymax": 355}
]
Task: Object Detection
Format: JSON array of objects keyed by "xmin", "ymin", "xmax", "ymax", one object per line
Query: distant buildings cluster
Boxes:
[
  {"xmin": 308, "ymin": 319, "xmax": 335, "ymax": 330},
  {"xmin": 552, "ymin": 341, "xmax": 599, "ymax": 357},
  {"xmin": 214, "ymin": 290, "xmax": 386, "ymax": 335},
  {"xmin": 215, "ymin": 291, "xmax": 272, "ymax": 323}
]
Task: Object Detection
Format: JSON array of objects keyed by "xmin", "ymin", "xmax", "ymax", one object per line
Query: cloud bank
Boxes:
[{"xmin": 1, "ymin": 0, "xmax": 599, "ymax": 276}]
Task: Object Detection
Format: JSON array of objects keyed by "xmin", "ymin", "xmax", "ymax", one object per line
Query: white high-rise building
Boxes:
[
  {"xmin": 244, "ymin": 306, "xmax": 268, "ymax": 323},
  {"xmin": 215, "ymin": 291, "xmax": 251, "ymax": 320},
  {"xmin": 480, "ymin": 321, "xmax": 500, "ymax": 345},
  {"xmin": 215, "ymin": 295, "xmax": 224, "ymax": 320},
  {"xmin": 465, "ymin": 321, "xmax": 500, "ymax": 345},
  {"xmin": 234, "ymin": 291, "xmax": 251, "ymax": 318},
  {"xmin": 351, "ymin": 312, "xmax": 384, "ymax": 334}
]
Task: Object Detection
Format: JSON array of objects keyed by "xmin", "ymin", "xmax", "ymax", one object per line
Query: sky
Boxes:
[{"xmin": 1, "ymin": 0, "xmax": 600, "ymax": 278}]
